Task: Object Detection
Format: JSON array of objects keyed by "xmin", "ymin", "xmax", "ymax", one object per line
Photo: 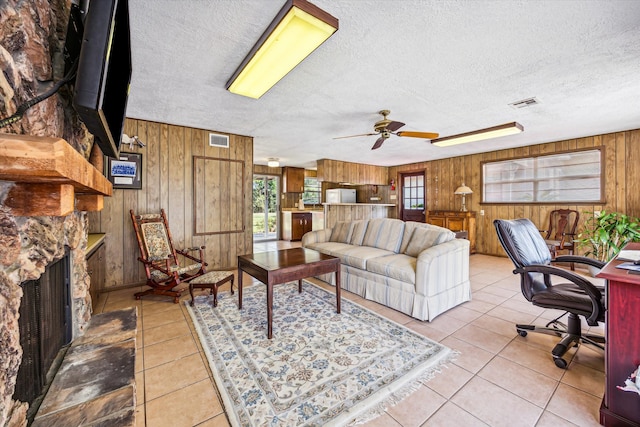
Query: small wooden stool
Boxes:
[{"xmin": 189, "ymin": 270, "xmax": 234, "ymax": 307}]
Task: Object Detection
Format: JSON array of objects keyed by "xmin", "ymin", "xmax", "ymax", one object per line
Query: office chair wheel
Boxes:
[
  {"xmin": 554, "ymin": 357, "xmax": 568, "ymax": 369},
  {"xmin": 518, "ymin": 330, "xmax": 528, "ymax": 337}
]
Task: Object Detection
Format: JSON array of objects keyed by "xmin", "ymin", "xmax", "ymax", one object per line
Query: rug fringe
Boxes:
[{"xmin": 346, "ymin": 350, "xmax": 460, "ymax": 426}]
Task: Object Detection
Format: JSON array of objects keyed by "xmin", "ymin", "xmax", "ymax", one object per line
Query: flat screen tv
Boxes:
[{"xmin": 66, "ymin": 0, "xmax": 132, "ymax": 159}]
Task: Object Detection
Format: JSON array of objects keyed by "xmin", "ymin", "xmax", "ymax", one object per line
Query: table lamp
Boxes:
[{"xmin": 454, "ymin": 184, "xmax": 473, "ymax": 212}]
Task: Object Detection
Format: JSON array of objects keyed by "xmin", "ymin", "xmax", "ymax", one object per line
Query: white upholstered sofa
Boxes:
[{"xmin": 301, "ymin": 218, "xmax": 471, "ymax": 321}]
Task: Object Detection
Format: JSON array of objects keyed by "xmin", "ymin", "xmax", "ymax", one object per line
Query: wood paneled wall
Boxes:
[
  {"xmin": 317, "ymin": 159, "xmax": 388, "ymax": 185},
  {"xmin": 324, "ymin": 204, "xmax": 396, "ymax": 229},
  {"xmin": 389, "ymin": 129, "xmax": 640, "ymax": 257},
  {"xmin": 88, "ymin": 118, "xmax": 253, "ymax": 290}
]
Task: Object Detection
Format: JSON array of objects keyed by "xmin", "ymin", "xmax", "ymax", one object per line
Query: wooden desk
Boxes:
[
  {"xmin": 597, "ymin": 242, "xmax": 640, "ymax": 426},
  {"xmin": 237, "ymin": 248, "xmax": 341, "ymax": 339}
]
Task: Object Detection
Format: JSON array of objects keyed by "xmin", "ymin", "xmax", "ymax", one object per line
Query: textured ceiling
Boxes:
[{"xmin": 126, "ymin": 0, "xmax": 640, "ymax": 169}]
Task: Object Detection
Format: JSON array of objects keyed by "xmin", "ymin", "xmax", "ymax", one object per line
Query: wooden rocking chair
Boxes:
[
  {"xmin": 130, "ymin": 209, "xmax": 207, "ymax": 303},
  {"xmin": 541, "ymin": 209, "xmax": 580, "ymax": 270}
]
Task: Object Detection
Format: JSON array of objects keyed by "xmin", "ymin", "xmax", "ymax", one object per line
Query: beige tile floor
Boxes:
[{"xmin": 95, "ymin": 241, "xmax": 606, "ymax": 427}]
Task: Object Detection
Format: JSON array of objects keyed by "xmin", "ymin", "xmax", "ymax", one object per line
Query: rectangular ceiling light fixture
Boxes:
[
  {"xmin": 226, "ymin": 0, "xmax": 338, "ymax": 99},
  {"xmin": 431, "ymin": 122, "xmax": 524, "ymax": 147}
]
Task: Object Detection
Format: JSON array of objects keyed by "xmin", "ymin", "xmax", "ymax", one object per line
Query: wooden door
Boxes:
[
  {"xmin": 401, "ymin": 171, "xmax": 426, "ymax": 222},
  {"xmin": 292, "ymin": 214, "xmax": 304, "ymax": 240},
  {"xmin": 303, "ymin": 213, "xmax": 313, "ymax": 235},
  {"xmin": 283, "ymin": 167, "xmax": 304, "ymax": 193},
  {"xmin": 291, "ymin": 213, "xmax": 312, "ymax": 240}
]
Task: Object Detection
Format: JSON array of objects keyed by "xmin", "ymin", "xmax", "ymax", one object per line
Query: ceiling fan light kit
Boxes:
[
  {"xmin": 226, "ymin": 0, "xmax": 338, "ymax": 99},
  {"xmin": 431, "ymin": 122, "xmax": 524, "ymax": 147}
]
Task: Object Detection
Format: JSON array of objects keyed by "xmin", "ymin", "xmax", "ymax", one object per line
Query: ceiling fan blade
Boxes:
[
  {"xmin": 333, "ymin": 132, "xmax": 378, "ymax": 140},
  {"xmin": 371, "ymin": 137, "xmax": 385, "ymax": 150},
  {"xmin": 396, "ymin": 131, "xmax": 440, "ymax": 139},
  {"xmin": 386, "ymin": 121, "xmax": 405, "ymax": 132}
]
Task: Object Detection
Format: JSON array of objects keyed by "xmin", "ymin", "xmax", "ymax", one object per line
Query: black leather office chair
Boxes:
[{"xmin": 494, "ymin": 218, "xmax": 606, "ymax": 369}]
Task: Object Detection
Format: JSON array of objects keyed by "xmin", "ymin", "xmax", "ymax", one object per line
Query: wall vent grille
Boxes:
[
  {"xmin": 509, "ymin": 97, "xmax": 540, "ymax": 109},
  {"xmin": 209, "ymin": 133, "xmax": 229, "ymax": 148}
]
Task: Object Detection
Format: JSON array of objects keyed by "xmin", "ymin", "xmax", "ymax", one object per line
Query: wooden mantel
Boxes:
[{"xmin": 0, "ymin": 133, "xmax": 112, "ymax": 216}]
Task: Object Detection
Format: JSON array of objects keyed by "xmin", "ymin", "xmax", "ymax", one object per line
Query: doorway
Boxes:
[
  {"xmin": 400, "ymin": 171, "xmax": 426, "ymax": 222},
  {"xmin": 253, "ymin": 175, "xmax": 279, "ymax": 241}
]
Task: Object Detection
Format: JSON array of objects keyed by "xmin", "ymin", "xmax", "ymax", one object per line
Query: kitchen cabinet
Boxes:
[
  {"xmin": 426, "ymin": 210, "xmax": 476, "ymax": 254},
  {"xmin": 282, "ymin": 212, "xmax": 313, "ymax": 241},
  {"xmin": 86, "ymin": 235, "xmax": 106, "ymax": 308},
  {"xmin": 317, "ymin": 159, "xmax": 388, "ymax": 185},
  {"xmin": 282, "ymin": 167, "xmax": 305, "ymax": 193}
]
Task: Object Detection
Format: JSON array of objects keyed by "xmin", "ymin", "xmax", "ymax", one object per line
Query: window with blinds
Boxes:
[{"xmin": 482, "ymin": 148, "xmax": 603, "ymax": 203}]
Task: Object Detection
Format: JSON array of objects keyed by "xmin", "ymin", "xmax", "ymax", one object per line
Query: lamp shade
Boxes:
[
  {"xmin": 432, "ymin": 122, "xmax": 523, "ymax": 147},
  {"xmin": 226, "ymin": 0, "xmax": 338, "ymax": 99},
  {"xmin": 454, "ymin": 184, "xmax": 473, "ymax": 195}
]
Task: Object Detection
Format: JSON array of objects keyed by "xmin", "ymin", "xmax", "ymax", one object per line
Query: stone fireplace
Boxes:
[
  {"xmin": 13, "ymin": 249, "xmax": 72, "ymax": 407},
  {"xmin": 0, "ymin": 211, "xmax": 93, "ymax": 426},
  {"xmin": 1, "ymin": 1, "xmax": 97, "ymax": 425}
]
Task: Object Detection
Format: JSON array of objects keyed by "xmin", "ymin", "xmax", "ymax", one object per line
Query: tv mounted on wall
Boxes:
[{"xmin": 65, "ymin": 0, "xmax": 132, "ymax": 159}]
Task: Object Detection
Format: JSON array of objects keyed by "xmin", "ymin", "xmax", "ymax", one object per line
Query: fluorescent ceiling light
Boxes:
[
  {"xmin": 226, "ymin": 0, "xmax": 338, "ymax": 99},
  {"xmin": 431, "ymin": 122, "xmax": 524, "ymax": 147}
]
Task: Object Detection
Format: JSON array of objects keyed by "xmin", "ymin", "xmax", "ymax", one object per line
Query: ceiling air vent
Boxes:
[
  {"xmin": 209, "ymin": 133, "xmax": 229, "ymax": 148},
  {"xmin": 509, "ymin": 97, "xmax": 540, "ymax": 109}
]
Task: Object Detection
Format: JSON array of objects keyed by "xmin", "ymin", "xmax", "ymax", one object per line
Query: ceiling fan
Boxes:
[{"xmin": 334, "ymin": 110, "xmax": 439, "ymax": 150}]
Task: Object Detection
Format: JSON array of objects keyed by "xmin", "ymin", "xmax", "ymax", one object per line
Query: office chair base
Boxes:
[
  {"xmin": 516, "ymin": 313, "xmax": 604, "ymax": 369},
  {"xmin": 516, "ymin": 324, "xmax": 565, "ymax": 338}
]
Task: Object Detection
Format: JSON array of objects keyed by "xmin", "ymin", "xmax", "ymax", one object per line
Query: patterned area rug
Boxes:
[{"xmin": 186, "ymin": 280, "xmax": 454, "ymax": 426}]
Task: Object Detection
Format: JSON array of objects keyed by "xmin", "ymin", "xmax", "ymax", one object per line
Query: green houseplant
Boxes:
[{"xmin": 576, "ymin": 210, "xmax": 640, "ymax": 262}]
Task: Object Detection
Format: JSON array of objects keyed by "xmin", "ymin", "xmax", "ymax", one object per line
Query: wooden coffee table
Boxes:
[{"xmin": 237, "ymin": 248, "xmax": 341, "ymax": 339}]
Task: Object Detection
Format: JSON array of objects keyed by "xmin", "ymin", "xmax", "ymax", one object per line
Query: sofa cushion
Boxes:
[
  {"xmin": 349, "ymin": 220, "xmax": 369, "ymax": 246},
  {"xmin": 404, "ymin": 226, "xmax": 455, "ymax": 257},
  {"xmin": 400, "ymin": 221, "xmax": 426, "ymax": 254},
  {"xmin": 305, "ymin": 241, "xmax": 354, "ymax": 258},
  {"xmin": 366, "ymin": 254, "xmax": 416, "ymax": 284},
  {"xmin": 400, "ymin": 222, "xmax": 454, "ymax": 254},
  {"xmin": 330, "ymin": 221, "xmax": 352, "ymax": 243},
  {"xmin": 336, "ymin": 245, "xmax": 395, "ymax": 270},
  {"xmin": 361, "ymin": 218, "xmax": 406, "ymax": 253}
]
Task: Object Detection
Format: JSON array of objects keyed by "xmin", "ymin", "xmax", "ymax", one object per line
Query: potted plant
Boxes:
[{"xmin": 576, "ymin": 210, "xmax": 640, "ymax": 264}]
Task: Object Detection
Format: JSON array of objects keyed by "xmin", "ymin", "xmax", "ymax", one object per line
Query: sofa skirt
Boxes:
[{"xmin": 315, "ymin": 265, "xmax": 470, "ymax": 321}]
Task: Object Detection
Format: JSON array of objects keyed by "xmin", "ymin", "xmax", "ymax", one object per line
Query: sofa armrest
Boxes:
[
  {"xmin": 302, "ymin": 228, "xmax": 333, "ymax": 247},
  {"xmin": 415, "ymin": 239, "xmax": 470, "ymax": 297}
]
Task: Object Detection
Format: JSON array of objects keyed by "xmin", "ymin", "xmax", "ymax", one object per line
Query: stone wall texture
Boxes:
[{"xmin": 0, "ymin": 0, "xmax": 96, "ymax": 425}]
